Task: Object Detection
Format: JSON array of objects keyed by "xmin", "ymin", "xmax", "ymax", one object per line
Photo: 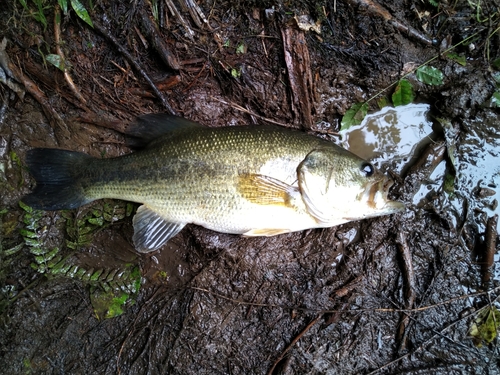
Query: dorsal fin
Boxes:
[{"xmin": 126, "ymin": 114, "xmax": 205, "ymax": 148}]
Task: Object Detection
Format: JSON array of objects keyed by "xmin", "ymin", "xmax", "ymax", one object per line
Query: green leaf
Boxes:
[
  {"xmin": 469, "ymin": 306, "xmax": 500, "ymax": 347},
  {"xmin": 18, "ymin": 200, "xmax": 33, "ymax": 214},
  {"xmin": 416, "ymin": 65, "xmax": 444, "ymax": 85},
  {"xmin": 377, "ymin": 97, "xmax": 388, "ymax": 109},
  {"xmin": 491, "ymin": 91, "xmax": 500, "ymax": 107},
  {"xmin": 20, "ymin": 229, "xmax": 38, "ymax": 239},
  {"xmin": 90, "ymin": 287, "xmax": 131, "ymax": 320},
  {"xmin": 126, "ymin": 203, "xmax": 134, "ymax": 217},
  {"xmin": 492, "ymin": 72, "xmax": 500, "ymax": 86},
  {"xmin": 90, "ymin": 269, "xmax": 103, "ymax": 281},
  {"xmin": 340, "ymin": 102, "xmax": 368, "ymax": 131},
  {"xmin": 34, "ymin": 0, "xmax": 48, "ymax": 29},
  {"xmin": 18, "ymin": 0, "xmax": 28, "ymax": 10},
  {"xmin": 151, "ymin": 0, "xmax": 158, "ymax": 21},
  {"xmin": 47, "ymin": 254, "xmax": 63, "ymax": 268},
  {"xmin": 35, "ymin": 255, "xmax": 47, "ymax": 264},
  {"xmin": 231, "ymin": 68, "xmax": 241, "ymax": 78},
  {"xmin": 50, "ymin": 260, "xmax": 72, "ymax": 275},
  {"xmin": 30, "ymin": 246, "xmax": 47, "ymax": 255},
  {"xmin": 58, "ymin": 0, "xmax": 69, "ymax": 14},
  {"xmin": 392, "ymin": 79, "xmax": 414, "ymax": 106},
  {"xmin": 442, "ymin": 171, "xmax": 455, "ymax": 195},
  {"xmin": 4, "ymin": 243, "xmax": 24, "ymax": 256},
  {"xmin": 45, "ymin": 247, "xmax": 60, "ymax": 261},
  {"xmin": 25, "ymin": 238, "xmax": 42, "ymax": 247},
  {"xmin": 236, "ymin": 42, "xmax": 247, "ymax": 54},
  {"xmin": 446, "ymin": 52, "xmax": 466, "ymax": 66},
  {"xmin": 70, "ymin": 0, "xmax": 93, "ymax": 27},
  {"xmin": 75, "ymin": 266, "xmax": 86, "ymax": 278},
  {"xmin": 87, "ymin": 216, "xmax": 104, "ymax": 226},
  {"xmin": 46, "ymin": 54, "xmax": 65, "ymax": 71},
  {"xmin": 492, "ymin": 58, "xmax": 500, "ymax": 70}
]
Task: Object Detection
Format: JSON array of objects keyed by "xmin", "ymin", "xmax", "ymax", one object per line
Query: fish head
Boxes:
[{"xmin": 297, "ymin": 148, "xmax": 404, "ymax": 225}]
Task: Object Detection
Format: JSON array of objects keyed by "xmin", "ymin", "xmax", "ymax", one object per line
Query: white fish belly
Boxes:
[{"xmin": 190, "ymin": 202, "xmax": 322, "ymax": 235}]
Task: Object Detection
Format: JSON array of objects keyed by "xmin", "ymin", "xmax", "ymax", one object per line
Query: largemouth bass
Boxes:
[{"xmin": 23, "ymin": 114, "xmax": 404, "ymax": 253}]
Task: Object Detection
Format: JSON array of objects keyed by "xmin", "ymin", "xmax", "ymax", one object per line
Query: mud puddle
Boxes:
[
  {"xmin": 343, "ymin": 103, "xmax": 500, "ymax": 299},
  {"xmin": 340, "ymin": 103, "xmax": 435, "ymax": 172}
]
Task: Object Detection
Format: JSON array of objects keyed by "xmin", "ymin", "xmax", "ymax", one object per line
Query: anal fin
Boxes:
[
  {"xmin": 132, "ymin": 205, "xmax": 185, "ymax": 253},
  {"xmin": 243, "ymin": 228, "xmax": 293, "ymax": 237}
]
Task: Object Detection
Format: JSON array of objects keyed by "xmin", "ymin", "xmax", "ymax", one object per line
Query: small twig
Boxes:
[
  {"xmin": 366, "ymin": 297, "xmax": 500, "ymax": 375},
  {"xmin": 183, "ymin": 0, "xmax": 211, "ymax": 29},
  {"xmin": 54, "ymin": 5, "xmax": 87, "ymax": 105},
  {"xmin": 363, "ymin": 31, "xmax": 483, "ymax": 104},
  {"xmin": 266, "ymin": 314, "xmax": 322, "ymax": 375},
  {"xmin": 109, "ymin": 60, "xmax": 137, "ymax": 81},
  {"xmin": 92, "ymin": 20, "xmax": 177, "ymax": 115},
  {"xmin": 210, "ymin": 96, "xmax": 290, "ymax": 127},
  {"xmin": 395, "ymin": 231, "xmax": 416, "ymax": 351},
  {"xmin": 165, "ymin": 0, "xmax": 195, "ymax": 40},
  {"xmin": 402, "ymin": 141, "xmax": 446, "ymax": 199},
  {"xmin": 183, "ymin": 61, "xmax": 208, "ymax": 92},
  {"xmin": 481, "ymin": 215, "xmax": 498, "ymax": 287},
  {"xmin": 117, "ymin": 286, "xmax": 164, "ymax": 375},
  {"xmin": 334, "ymin": 275, "xmax": 363, "ymax": 298},
  {"xmin": 190, "ymin": 285, "xmax": 500, "ymax": 314}
]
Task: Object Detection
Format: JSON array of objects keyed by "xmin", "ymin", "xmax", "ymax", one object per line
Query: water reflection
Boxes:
[
  {"xmin": 339, "ymin": 104, "xmax": 499, "ymax": 234},
  {"xmin": 340, "ymin": 104, "xmax": 434, "ymax": 173},
  {"xmin": 451, "ymin": 113, "xmax": 500, "ymax": 232}
]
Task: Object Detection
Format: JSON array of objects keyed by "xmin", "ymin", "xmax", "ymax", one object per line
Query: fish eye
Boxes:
[{"xmin": 360, "ymin": 162, "xmax": 375, "ymax": 177}]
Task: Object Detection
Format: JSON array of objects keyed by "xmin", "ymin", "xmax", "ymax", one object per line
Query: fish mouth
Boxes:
[{"xmin": 364, "ymin": 176, "xmax": 405, "ymax": 213}]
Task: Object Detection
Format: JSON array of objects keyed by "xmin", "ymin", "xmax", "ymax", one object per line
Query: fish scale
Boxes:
[{"xmin": 23, "ymin": 114, "xmax": 404, "ymax": 253}]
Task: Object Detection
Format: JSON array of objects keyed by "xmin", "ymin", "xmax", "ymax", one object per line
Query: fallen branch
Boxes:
[
  {"xmin": 210, "ymin": 96, "xmax": 291, "ymax": 127},
  {"xmin": 92, "ymin": 20, "xmax": 177, "ymax": 115},
  {"xmin": 395, "ymin": 231, "xmax": 416, "ymax": 352},
  {"xmin": 281, "ymin": 25, "xmax": 316, "ymax": 129},
  {"xmin": 347, "ymin": 0, "xmax": 434, "ymax": 46},
  {"xmin": 138, "ymin": 7, "xmax": 180, "ymax": 70},
  {"xmin": 266, "ymin": 314, "xmax": 322, "ymax": 375}
]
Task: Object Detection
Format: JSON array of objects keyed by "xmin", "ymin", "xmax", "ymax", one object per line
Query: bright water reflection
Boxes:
[
  {"xmin": 340, "ymin": 103, "xmax": 435, "ymax": 173},
  {"xmin": 339, "ymin": 104, "xmax": 499, "ymax": 234}
]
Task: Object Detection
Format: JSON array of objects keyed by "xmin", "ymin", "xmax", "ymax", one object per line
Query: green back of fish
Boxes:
[{"xmin": 83, "ymin": 126, "xmax": 327, "ymax": 221}]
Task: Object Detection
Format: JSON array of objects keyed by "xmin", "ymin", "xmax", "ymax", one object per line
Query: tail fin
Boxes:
[{"xmin": 22, "ymin": 148, "xmax": 94, "ymax": 210}]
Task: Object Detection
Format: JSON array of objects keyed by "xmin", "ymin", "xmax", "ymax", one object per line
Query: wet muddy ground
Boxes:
[{"xmin": 1, "ymin": 0, "xmax": 500, "ymax": 374}]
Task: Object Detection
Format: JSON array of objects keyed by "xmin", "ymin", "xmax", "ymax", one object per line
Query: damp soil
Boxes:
[{"xmin": 1, "ymin": 0, "xmax": 500, "ymax": 374}]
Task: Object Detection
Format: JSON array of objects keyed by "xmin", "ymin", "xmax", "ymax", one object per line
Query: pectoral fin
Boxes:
[
  {"xmin": 132, "ymin": 205, "xmax": 185, "ymax": 253},
  {"xmin": 238, "ymin": 174, "xmax": 299, "ymax": 207}
]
